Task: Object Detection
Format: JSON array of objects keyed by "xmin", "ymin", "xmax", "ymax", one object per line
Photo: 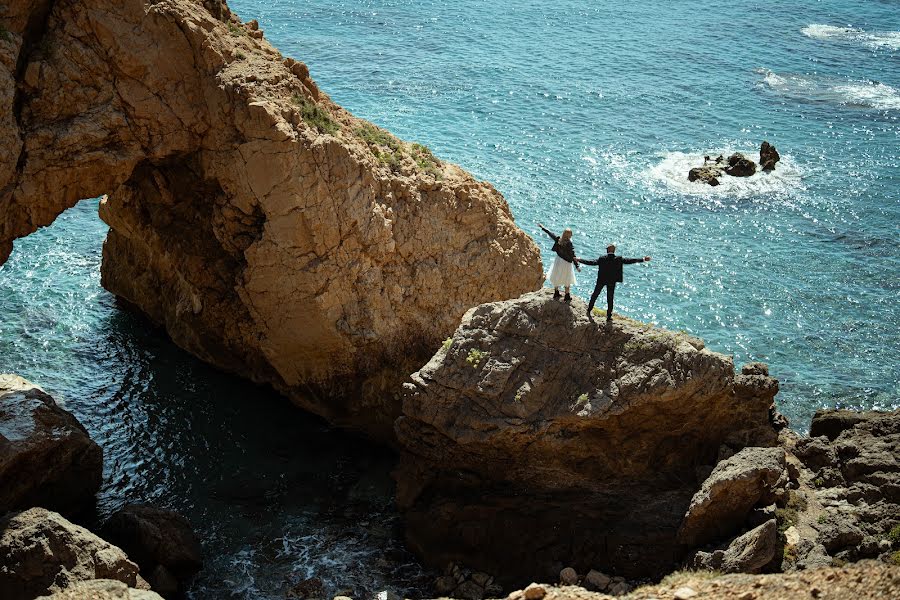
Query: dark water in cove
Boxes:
[{"xmin": 1, "ymin": 0, "xmax": 899, "ymax": 597}]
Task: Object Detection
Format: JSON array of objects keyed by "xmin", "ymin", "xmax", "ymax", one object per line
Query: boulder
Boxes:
[
  {"xmin": 0, "ymin": 374, "xmax": 103, "ymax": 515},
  {"xmin": 102, "ymin": 505, "xmax": 203, "ymax": 584},
  {"xmin": 559, "ymin": 567, "xmax": 578, "ymax": 585},
  {"xmin": 36, "ymin": 579, "xmax": 163, "ymax": 600},
  {"xmin": 0, "ymin": 0, "xmax": 542, "ymax": 442},
  {"xmin": 584, "ymin": 570, "xmax": 610, "ymax": 591},
  {"xmin": 759, "ymin": 141, "xmax": 780, "ymax": 172},
  {"xmin": 724, "ymin": 153, "xmax": 757, "ymax": 177},
  {"xmin": 0, "ymin": 508, "xmax": 141, "ymax": 600},
  {"xmin": 677, "ymin": 447, "xmax": 787, "ymax": 547},
  {"xmin": 395, "ymin": 290, "xmax": 779, "ymax": 580},
  {"xmin": 688, "ymin": 165, "xmax": 722, "ymax": 186},
  {"xmin": 688, "ymin": 519, "xmax": 777, "ymax": 573}
]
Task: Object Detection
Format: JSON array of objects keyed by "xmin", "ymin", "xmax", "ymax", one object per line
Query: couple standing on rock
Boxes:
[{"xmin": 538, "ymin": 223, "xmax": 651, "ymax": 321}]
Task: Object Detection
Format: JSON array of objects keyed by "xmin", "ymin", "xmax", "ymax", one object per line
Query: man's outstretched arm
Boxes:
[
  {"xmin": 579, "ymin": 257, "xmax": 599, "ymax": 266},
  {"xmin": 623, "ymin": 256, "xmax": 651, "ymax": 264}
]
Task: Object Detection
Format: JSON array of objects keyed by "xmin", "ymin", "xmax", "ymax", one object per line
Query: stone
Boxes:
[
  {"xmin": 559, "ymin": 567, "xmax": 578, "ymax": 585},
  {"xmin": 375, "ymin": 591, "xmax": 401, "ymax": 600},
  {"xmin": 759, "ymin": 141, "xmax": 780, "ymax": 172},
  {"xmin": 793, "ymin": 436, "xmax": 837, "ymax": 471},
  {"xmin": 454, "ymin": 580, "xmax": 485, "ymax": 600},
  {"xmin": 724, "ymin": 153, "xmax": 757, "ymax": 177},
  {"xmin": 678, "ymin": 447, "xmax": 787, "ymax": 546},
  {"xmin": 584, "ymin": 570, "xmax": 610, "ymax": 591},
  {"xmin": 333, "ymin": 596, "xmax": 353, "ymax": 600},
  {"xmin": 396, "ymin": 290, "xmax": 780, "ymax": 581},
  {"xmin": 0, "ymin": 0, "xmax": 542, "ymax": 444},
  {"xmin": 523, "ymin": 584, "xmax": 546, "ymax": 600},
  {"xmin": 688, "ymin": 165, "xmax": 722, "ymax": 186},
  {"xmin": 102, "ymin": 505, "xmax": 203, "ymax": 581},
  {"xmin": 0, "ymin": 508, "xmax": 141, "ymax": 599},
  {"xmin": 673, "ymin": 587, "xmax": 698, "ymax": 600},
  {"xmin": 0, "ymin": 374, "xmax": 103, "ymax": 515},
  {"xmin": 35, "ymin": 579, "xmax": 164, "ymax": 600},
  {"xmin": 719, "ymin": 519, "xmax": 777, "ymax": 573},
  {"xmin": 471, "ymin": 572, "xmax": 492, "ymax": 587},
  {"xmin": 434, "ymin": 575, "xmax": 458, "ymax": 596},
  {"xmin": 608, "ymin": 581, "xmax": 631, "ymax": 595},
  {"xmin": 809, "ymin": 410, "xmax": 880, "ymax": 440}
]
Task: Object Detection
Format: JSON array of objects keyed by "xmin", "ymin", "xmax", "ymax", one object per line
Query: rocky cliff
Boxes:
[
  {"xmin": 395, "ymin": 290, "xmax": 782, "ymax": 583},
  {"xmin": 0, "ymin": 0, "xmax": 543, "ymax": 439}
]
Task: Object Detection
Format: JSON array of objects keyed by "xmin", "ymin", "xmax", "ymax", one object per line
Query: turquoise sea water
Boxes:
[{"xmin": 1, "ymin": 0, "xmax": 898, "ymax": 597}]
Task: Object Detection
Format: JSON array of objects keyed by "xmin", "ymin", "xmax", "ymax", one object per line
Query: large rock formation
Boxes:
[
  {"xmin": 0, "ymin": 0, "xmax": 542, "ymax": 440},
  {"xmin": 0, "ymin": 508, "xmax": 144, "ymax": 600},
  {"xmin": 37, "ymin": 580, "xmax": 163, "ymax": 600},
  {"xmin": 0, "ymin": 374, "xmax": 103, "ymax": 515},
  {"xmin": 394, "ymin": 290, "xmax": 781, "ymax": 583}
]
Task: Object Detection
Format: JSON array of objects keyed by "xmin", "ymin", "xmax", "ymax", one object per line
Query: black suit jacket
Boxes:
[{"xmin": 580, "ymin": 253, "xmax": 645, "ymax": 284}]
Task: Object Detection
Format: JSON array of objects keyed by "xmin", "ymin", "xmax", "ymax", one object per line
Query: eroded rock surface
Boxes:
[
  {"xmin": 759, "ymin": 141, "xmax": 780, "ymax": 172},
  {"xmin": 0, "ymin": 508, "xmax": 142, "ymax": 600},
  {"xmin": 0, "ymin": 0, "xmax": 542, "ymax": 440},
  {"xmin": 395, "ymin": 290, "xmax": 780, "ymax": 582},
  {"xmin": 36, "ymin": 580, "xmax": 163, "ymax": 600},
  {"xmin": 0, "ymin": 374, "xmax": 102, "ymax": 515},
  {"xmin": 778, "ymin": 409, "xmax": 900, "ymax": 571}
]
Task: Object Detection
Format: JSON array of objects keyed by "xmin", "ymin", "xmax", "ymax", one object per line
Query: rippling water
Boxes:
[{"xmin": 1, "ymin": 0, "xmax": 898, "ymax": 597}]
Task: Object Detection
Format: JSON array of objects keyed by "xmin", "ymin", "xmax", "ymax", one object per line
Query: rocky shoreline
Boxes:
[{"xmin": 2, "ymin": 292, "xmax": 898, "ymax": 598}]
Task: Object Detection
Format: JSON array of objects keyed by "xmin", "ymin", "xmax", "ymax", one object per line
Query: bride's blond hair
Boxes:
[{"xmin": 561, "ymin": 228, "xmax": 573, "ymax": 240}]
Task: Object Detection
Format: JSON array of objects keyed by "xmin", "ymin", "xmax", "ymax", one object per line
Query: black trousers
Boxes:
[{"xmin": 588, "ymin": 282, "xmax": 616, "ymax": 317}]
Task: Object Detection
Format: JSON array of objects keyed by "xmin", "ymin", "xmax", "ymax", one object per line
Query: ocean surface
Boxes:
[{"xmin": 1, "ymin": 0, "xmax": 898, "ymax": 597}]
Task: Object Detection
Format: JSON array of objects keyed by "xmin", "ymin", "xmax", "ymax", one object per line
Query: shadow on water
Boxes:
[
  {"xmin": 0, "ymin": 201, "xmax": 433, "ymax": 599},
  {"xmin": 89, "ymin": 308, "xmax": 433, "ymax": 599}
]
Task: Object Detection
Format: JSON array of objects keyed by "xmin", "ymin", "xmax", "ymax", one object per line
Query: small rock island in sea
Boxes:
[
  {"xmin": 0, "ymin": 1, "xmax": 897, "ymax": 599},
  {"xmin": 688, "ymin": 141, "xmax": 781, "ymax": 186}
]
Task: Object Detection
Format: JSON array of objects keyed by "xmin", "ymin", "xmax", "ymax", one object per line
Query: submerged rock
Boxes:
[
  {"xmin": 395, "ymin": 290, "xmax": 780, "ymax": 581},
  {"xmin": 0, "ymin": 374, "xmax": 103, "ymax": 515},
  {"xmin": 759, "ymin": 141, "xmax": 780, "ymax": 172},
  {"xmin": 0, "ymin": 0, "xmax": 542, "ymax": 441},
  {"xmin": 0, "ymin": 508, "xmax": 142, "ymax": 600}
]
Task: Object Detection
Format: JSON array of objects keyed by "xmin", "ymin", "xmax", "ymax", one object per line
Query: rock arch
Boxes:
[{"xmin": 0, "ymin": 0, "xmax": 543, "ymax": 439}]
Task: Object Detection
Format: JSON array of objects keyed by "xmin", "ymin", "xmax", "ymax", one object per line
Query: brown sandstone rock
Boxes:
[
  {"xmin": 0, "ymin": 508, "xmax": 141, "ymax": 600},
  {"xmin": 0, "ymin": 0, "xmax": 542, "ymax": 441},
  {"xmin": 395, "ymin": 290, "xmax": 779, "ymax": 582},
  {"xmin": 0, "ymin": 374, "xmax": 103, "ymax": 515}
]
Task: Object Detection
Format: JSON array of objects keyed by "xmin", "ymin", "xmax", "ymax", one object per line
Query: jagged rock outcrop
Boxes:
[
  {"xmin": 0, "ymin": 508, "xmax": 144, "ymax": 600},
  {"xmin": 0, "ymin": 0, "xmax": 542, "ymax": 440},
  {"xmin": 0, "ymin": 374, "xmax": 103, "ymax": 515},
  {"xmin": 778, "ymin": 409, "xmax": 899, "ymax": 571},
  {"xmin": 394, "ymin": 290, "xmax": 780, "ymax": 583},
  {"xmin": 687, "ymin": 165, "xmax": 721, "ymax": 186},
  {"xmin": 723, "ymin": 153, "xmax": 757, "ymax": 177},
  {"xmin": 102, "ymin": 505, "xmax": 203, "ymax": 595},
  {"xmin": 687, "ymin": 519, "xmax": 778, "ymax": 573},
  {"xmin": 759, "ymin": 141, "xmax": 780, "ymax": 171},
  {"xmin": 677, "ymin": 447, "xmax": 787, "ymax": 546}
]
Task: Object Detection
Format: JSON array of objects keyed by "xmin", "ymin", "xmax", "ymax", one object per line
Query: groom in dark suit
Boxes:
[{"xmin": 580, "ymin": 244, "xmax": 651, "ymax": 321}]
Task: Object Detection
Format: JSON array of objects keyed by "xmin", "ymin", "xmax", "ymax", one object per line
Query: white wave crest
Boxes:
[
  {"xmin": 802, "ymin": 23, "xmax": 900, "ymax": 50},
  {"xmin": 644, "ymin": 151, "xmax": 804, "ymax": 199},
  {"xmin": 757, "ymin": 69, "xmax": 900, "ymax": 111}
]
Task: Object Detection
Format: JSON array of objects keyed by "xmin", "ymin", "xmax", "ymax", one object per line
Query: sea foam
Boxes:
[
  {"xmin": 802, "ymin": 23, "xmax": 900, "ymax": 50},
  {"xmin": 757, "ymin": 69, "xmax": 900, "ymax": 111}
]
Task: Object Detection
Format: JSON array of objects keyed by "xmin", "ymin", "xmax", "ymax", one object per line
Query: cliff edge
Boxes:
[{"xmin": 0, "ymin": 0, "xmax": 543, "ymax": 439}]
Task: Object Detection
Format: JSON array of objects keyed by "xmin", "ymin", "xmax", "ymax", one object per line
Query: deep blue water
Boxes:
[{"xmin": 1, "ymin": 1, "xmax": 898, "ymax": 597}]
